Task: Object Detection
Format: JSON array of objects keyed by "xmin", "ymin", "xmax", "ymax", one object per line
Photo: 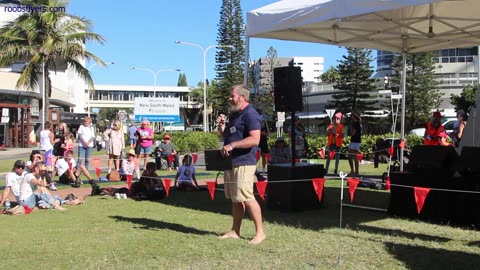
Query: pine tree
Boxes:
[
  {"xmin": 177, "ymin": 73, "xmax": 187, "ymax": 86},
  {"xmin": 214, "ymin": 0, "xmax": 245, "ymax": 113},
  {"xmin": 391, "ymin": 52, "xmax": 442, "ymax": 129},
  {"xmin": 328, "ymin": 48, "xmax": 378, "ymax": 113}
]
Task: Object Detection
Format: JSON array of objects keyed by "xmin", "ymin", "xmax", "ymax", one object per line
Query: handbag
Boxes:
[{"xmin": 135, "ymin": 141, "xmax": 142, "ymax": 155}]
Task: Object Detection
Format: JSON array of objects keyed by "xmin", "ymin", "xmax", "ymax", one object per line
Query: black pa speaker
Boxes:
[
  {"xmin": 457, "ymin": 147, "xmax": 480, "ymax": 177},
  {"xmin": 273, "ymin": 66, "xmax": 303, "ymax": 112},
  {"xmin": 408, "ymin": 145, "xmax": 458, "ymax": 177}
]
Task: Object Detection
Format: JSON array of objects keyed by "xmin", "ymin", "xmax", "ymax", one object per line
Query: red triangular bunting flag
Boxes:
[
  {"xmin": 255, "ymin": 181, "xmax": 267, "ymax": 201},
  {"xmin": 163, "ymin": 179, "xmax": 172, "ymax": 197},
  {"xmin": 385, "ymin": 176, "xmax": 391, "ymax": 190},
  {"xmin": 206, "ymin": 181, "xmax": 216, "ymax": 200},
  {"xmin": 357, "ymin": 153, "xmax": 364, "ymax": 162},
  {"xmin": 95, "ymin": 168, "xmax": 102, "ymax": 178},
  {"xmin": 414, "ymin": 187, "xmax": 431, "ymax": 214},
  {"xmin": 266, "ymin": 153, "xmax": 271, "ymax": 163},
  {"xmin": 312, "ymin": 178, "xmax": 326, "ymax": 202},
  {"xmin": 329, "ymin": 151, "xmax": 336, "ymax": 160},
  {"xmin": 256, "ymin": 150, "xmax": 261, "ymax": 161},
  {"xmin": 318, "ymin": 148, "xmax": 325, "ymax": 159},
  {"xmin": 126, "ymin": 174, "xmax": 133, "ymax": 190},
  {"xmin": 399, "ymin": 140, "xmax": 406, "ymax": 149},
  {"xmin": 192, "ymin": 153, "xmax": 198, "ymax": 165},
  {"xmin": 92, "ymin": 158, "xmax": 101, "ymax": 169},
  {"xmin": 387, "ymin": 147, "xmax": 394, "ymax": 157},
  {"xmin": 347, "ymin": 178, "xmax": 360, "ymax": 202}
]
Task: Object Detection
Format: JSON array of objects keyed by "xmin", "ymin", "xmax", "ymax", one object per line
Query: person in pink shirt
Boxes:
[{"xmin": 136, "ymin": 120, "xmax": 154, "ymax": 170}]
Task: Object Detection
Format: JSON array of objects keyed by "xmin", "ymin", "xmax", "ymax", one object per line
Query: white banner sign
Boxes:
[{"xmin": 134, "ymin": 97, "xmax": 180, "ymax": 122}]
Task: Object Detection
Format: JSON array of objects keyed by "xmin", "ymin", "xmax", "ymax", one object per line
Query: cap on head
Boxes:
[
  {"xmin": 164, "ymin": 134, "xmax": 170, "ymax": 139},
  {"xmin": 433, "ymin": 111, "xmax": 442, "ymax": 119},
  {"xmin": 127, "ymin": 149, "xmax": 136, "ymax": 156}
]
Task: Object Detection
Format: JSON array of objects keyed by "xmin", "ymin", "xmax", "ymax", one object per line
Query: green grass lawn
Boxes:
[
  {"xmin": 2, "ymin": 154, "xmax": 479, "ymax": 269},
  {"xmin": 1, "ymin": 183, "xmax": 479, "ymax": 269}
]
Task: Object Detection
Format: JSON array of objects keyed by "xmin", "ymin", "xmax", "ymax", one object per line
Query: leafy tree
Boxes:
[
  {"xmin": 328, "ymin": 48, "xmax": 378, "ymax": 113},
  {"xmin": 213, "ymin": 0, "xmax": 245, "ymax": 113},
  {"xmin": 450, "ymin": 83, "xmax": 477, "ymax": 114},
  {"xmin": 0, "ymin": 0, "xmax": 105, "ymax": 123},
  {"xmin": 391, "ymin": 51, "xmax": 442, "ymax": 129},
  {"xmin": 321, "ymin": 66, "xmax": 341, "ymax": 83},
  {"xmin": 177, "ymin": 73, "xmax": 188, "ymax": 86}
]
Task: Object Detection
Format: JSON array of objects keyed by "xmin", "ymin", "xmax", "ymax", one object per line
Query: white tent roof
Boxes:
[{"xmin": 247, "ymin": 0, "xmax": 480, "ymax": 53}]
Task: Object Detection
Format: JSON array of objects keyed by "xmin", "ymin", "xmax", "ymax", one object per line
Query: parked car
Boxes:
[{"xmin": 408, "ymin": 118, "xmax": 457, "ymax": 136}]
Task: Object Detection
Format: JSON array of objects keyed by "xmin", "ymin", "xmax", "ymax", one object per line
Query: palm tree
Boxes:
[{"xmin": 0, "ymin": 0, "xmax": 106, "ymax": 127}]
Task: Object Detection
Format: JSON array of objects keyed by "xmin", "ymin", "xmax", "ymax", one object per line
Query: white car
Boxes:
[{"xmin": 408, "ymin": 118, "xmax": 457, "ymax": 136}]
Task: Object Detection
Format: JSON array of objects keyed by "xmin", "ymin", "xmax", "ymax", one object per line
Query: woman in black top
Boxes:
[{"xmin": 348, "ymin": 112, "xmax": 362, "ymax": 176}]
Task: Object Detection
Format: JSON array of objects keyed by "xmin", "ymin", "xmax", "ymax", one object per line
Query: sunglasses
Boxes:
[{"xmin": 15, "ymin": 166, "xmax": 24, "ymax": 169}]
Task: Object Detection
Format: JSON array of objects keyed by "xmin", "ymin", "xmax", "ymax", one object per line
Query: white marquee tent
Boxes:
[{"xmin": 246, "ymin": 0, "xmax": 480, "ymax": 165}]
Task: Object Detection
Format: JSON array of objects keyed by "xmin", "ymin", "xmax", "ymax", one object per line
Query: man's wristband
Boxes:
[{"xmin": 229, "ymin": 143, "xmax": 235, "ymax": 150}]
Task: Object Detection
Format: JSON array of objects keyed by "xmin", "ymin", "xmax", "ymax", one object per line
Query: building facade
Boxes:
[{"xmin": 375, "ymin": 47, "xmax": 479, "ymax": 108}]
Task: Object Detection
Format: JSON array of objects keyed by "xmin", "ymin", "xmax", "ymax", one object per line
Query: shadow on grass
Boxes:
[
  {"xmin": 468, "ymin": 241, "xmax": 480, "ymax": 247},
  {"xmin": 110, "ymin": 215, "xmax": 217, "ymax": 236},
  {"xmin": 354, "ymin": 224, "xmax": 451, "ymax": 243},
  {"xmin": 385, "ymin": 242, "xmax": 480, "ymax": 269},
  {"xmin": 158, "ymin": 185, "xmax": 392, "ymax": 231}
]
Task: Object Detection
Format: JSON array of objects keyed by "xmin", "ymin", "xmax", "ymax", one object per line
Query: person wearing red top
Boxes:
[
  {"xmin": 424, "ymin": 111, "xmax": 445, "ymax": 146},
  {"xmin": 325, "ymin": 112, "xmax": 344, "ymax": 175}
]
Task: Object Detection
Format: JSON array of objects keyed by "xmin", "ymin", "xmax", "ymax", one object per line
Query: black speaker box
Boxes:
[
  {"xmin": 457, "ymin": 147, "xmax": 480, "ymax": 178},
  {"xmin": 273, "ymin": 66, "xmax": 303, "ymax": 112},
  {"xmin": 267, "ymin": 163, "xmax": 325, "ymax": 211},
  {"xmin": 408, "ymin": 145, "xmax": 458, "ymax": 177}
]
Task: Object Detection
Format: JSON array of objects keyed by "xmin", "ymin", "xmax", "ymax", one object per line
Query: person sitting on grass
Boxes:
[
  {"xmin": 132, "ymin": 162, "xmax": 166, "ymax": 200},
  {"xmin": 26, "ymin": 150, "xmax": 57, "ymax": 191},
  {"xmin": 174, "ymin": 154, "xmax": 200, "ymax": 191},
  {"xmin": 122, "ymin": 149, "xmax": 140, "ymax": 179},
  {"xmin": 52, "ymin": 150, "xmax": 78, "ymax": 187},
  {"xmin": 20, "ymin": 161, "xmax": 66, "ymax": 211},
  {"xmin": 0, "ymin": 160, "xmax": 27, "ymax": 207}
]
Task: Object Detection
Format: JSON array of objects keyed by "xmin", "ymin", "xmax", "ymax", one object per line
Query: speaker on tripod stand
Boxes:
[{"xmin": 273, "ymin": 66, "xmax": 303, "ymax": 112}]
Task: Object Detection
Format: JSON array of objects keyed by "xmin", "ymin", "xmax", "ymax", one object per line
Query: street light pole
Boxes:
[
  {"xmin": 175, "ymin": 41, "xmax": 233, "ymax": 132},
  {"xmin": 87, "ymin": 61, "xmax": 114, "ymax": 117},
  {"xmin": 131, "ymin": 67, "xmax": 181, "ymax": 96}
]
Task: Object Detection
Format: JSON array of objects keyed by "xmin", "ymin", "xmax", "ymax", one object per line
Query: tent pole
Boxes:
[
  {"xmin": 243, "ymin": 36, "xmax": 250, "ymax": 85},
  {"xmin": 400, "ymin": 51, "xmax": 407, "ymax": 171}
]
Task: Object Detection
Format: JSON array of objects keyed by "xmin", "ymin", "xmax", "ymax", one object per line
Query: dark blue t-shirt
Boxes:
[{"xmin": 224, "ymin": 104, "xmax": 261, "ymax": 166}]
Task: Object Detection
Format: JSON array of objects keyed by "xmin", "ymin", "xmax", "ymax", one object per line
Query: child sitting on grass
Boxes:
[{"xmin": 174, "ymin": 154, "xmax": 199, "ymax": 191}]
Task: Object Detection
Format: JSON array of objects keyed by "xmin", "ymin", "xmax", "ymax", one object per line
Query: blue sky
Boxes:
[{"xmin": 68, "ymin": 0, "xmax": 348, "ymax": 88}]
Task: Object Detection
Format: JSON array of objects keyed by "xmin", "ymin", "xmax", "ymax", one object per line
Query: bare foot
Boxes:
[
  {"xmin": 248, "ymin": 233, "xmax": 266, "ymax": 245},
  {"xmin": 218, "ymin": 231, "xmax": 240, "ymax": 240}
]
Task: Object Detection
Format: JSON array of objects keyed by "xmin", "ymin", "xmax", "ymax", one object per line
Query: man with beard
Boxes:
[{"xmin": 217, "ymin": 84, "xmax": 265, "ymax": 245}]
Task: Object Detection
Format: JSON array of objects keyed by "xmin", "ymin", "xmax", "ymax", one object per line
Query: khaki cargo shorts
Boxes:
[{"xmin": 224, "ymin": 165, "xmax": 256, "ymax": 203}]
